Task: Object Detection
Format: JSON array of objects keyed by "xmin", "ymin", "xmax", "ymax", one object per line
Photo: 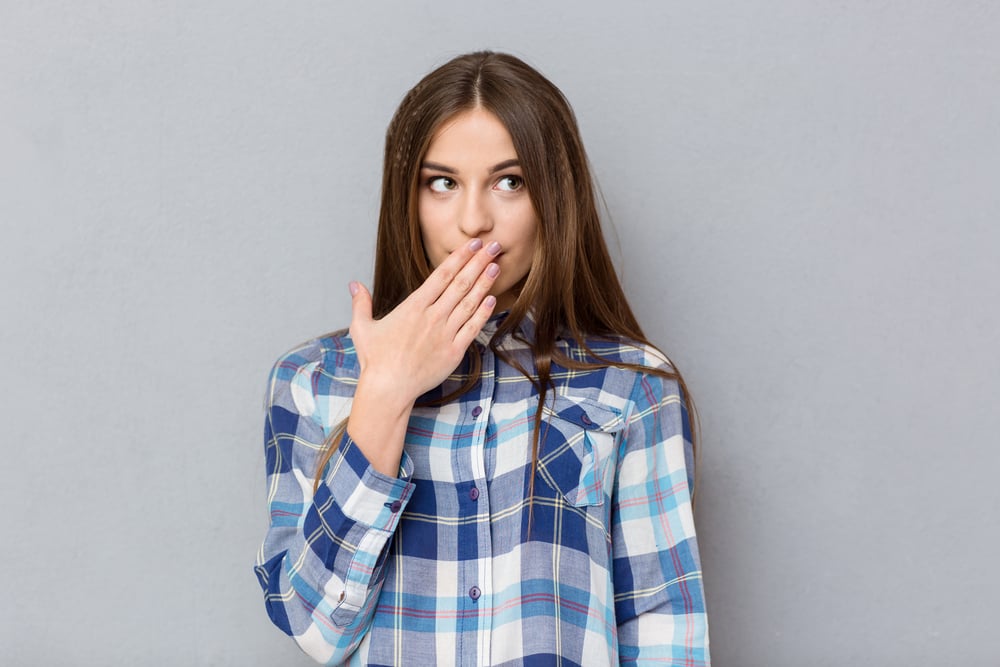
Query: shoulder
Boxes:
[
  {"xmin": 553, "ymin": 335, "xmax": 681, "ymax": 416},
  {"xmin": 264, "ymin": 329, "xmax": 359, "ymax": 414},
  {"xmin": 268, "ymin": 329, "xmax": 357, "ymax": 380},
  {"xmin": 578, "ymin": 335, "xmax": 677, "ymax": 375},
  {"xmin": 586, "ymin": 336, "xmax": 686, "ymax": 413}
]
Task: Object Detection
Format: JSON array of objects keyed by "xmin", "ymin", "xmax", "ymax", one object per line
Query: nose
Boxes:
[{"xmin": 458, "ymin": 190, "xmax": 493, "ymax": 238}]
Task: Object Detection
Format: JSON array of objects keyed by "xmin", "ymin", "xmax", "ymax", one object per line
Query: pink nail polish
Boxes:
[
  {"xmin": 484, "ymin": 295, "xmax": 497, "ymax": 308},
  {"xmin": 348, "ymin": 281, "xmax": 359, "ymax": 296},
  {"xmin": 469, "ymin": 238, "xmax": 483, "ymax": 251},
  {"xmin": 486, "ymin": 263, "xmax": 500, "ymax": 278},
  {"xmin": 487, "ymin": 241, "xmax": 502, "ymax": 256}
]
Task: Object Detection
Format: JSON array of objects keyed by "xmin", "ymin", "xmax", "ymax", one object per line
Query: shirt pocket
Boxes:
[{"xmin": 537, "ymin": 395, "xmax": 625, "ymax": 507}]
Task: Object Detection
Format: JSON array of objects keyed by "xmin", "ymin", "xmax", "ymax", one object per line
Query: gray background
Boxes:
[{"xmin": 2, "ymin": 1, "xmax": 997, "ymax": 665}]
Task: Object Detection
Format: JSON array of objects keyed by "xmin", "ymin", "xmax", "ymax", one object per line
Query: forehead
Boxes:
[{"xmin": 424, "ymin": 108, "xmax": 518, "ymax": 163}]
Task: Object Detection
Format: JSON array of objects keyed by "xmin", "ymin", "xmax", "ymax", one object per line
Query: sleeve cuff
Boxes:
[{"xmin": 323, "ymin": 433, "xmax": 415, "ymax": 531}]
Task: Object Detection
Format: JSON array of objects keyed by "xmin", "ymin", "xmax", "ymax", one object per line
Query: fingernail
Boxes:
[
  {"xmin": 348, "ymin": 281, "xmax": 359, "ymax": 296},
  {"xmin": 469, "ymin": 238, "xmax": 483, "ymax": 251},
  {"xmin": 484, "ymin": 295, "xmax": 497, "ymax": 308},
  {"xmin": 487, "ymin": 241, "xmax": 502, "ymax": 256},
  {"xmin": 486, "ymin": 263, "xmax": 500, "ymax": 278}
]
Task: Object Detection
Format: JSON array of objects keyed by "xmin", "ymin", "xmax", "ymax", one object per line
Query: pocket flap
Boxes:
[{"xmin": 544, "ymin": 394, "xmax": 624, "ymax": 433}]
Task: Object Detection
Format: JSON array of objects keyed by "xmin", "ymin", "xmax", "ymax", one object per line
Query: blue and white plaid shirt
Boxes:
[{"xmin": 255, "ymin": 314, "xmax": 709, "ymax": 666}]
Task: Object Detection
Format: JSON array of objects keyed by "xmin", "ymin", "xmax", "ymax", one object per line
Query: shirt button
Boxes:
[
  {"xmin": 469, "ymin": 586, "xmax": 481, "ymax": 600},
  {"xmin": 389, "ymin": 500, "xmax": 402, "ymax": 513},
  {"xmin": 469, "ymin": 486, "xmax": 480, "ymax": 501},
  {"xmin": 471, "ymin": 406, "xmax": 483, "ymax": 418},
  {"xmin": 581, "ymin": 414, "xmax": 593, "ymax": 427}
]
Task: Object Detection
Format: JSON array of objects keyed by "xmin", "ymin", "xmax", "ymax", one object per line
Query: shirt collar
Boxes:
[{"xmin": 476, "ymin": 308, "xmax": 559, "ymax": 349}]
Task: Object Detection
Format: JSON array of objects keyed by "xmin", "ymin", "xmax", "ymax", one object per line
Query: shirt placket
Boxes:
[{"xmin": 470, "ymin": 343, "xmax": 496, "ymax": 667}]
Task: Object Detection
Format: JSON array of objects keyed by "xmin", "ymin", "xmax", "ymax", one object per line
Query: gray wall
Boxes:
[{"xmin": 2, "ymin": 2, "xmax": 997, "ymax": 665}]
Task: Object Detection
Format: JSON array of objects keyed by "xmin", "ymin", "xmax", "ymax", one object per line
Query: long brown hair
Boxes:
[{"xmin": 315, "ymin": 51, "xmax": 698, "ymax": 504}]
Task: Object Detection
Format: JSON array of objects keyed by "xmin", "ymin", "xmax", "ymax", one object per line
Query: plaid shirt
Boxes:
[{"xmin": 254, "ymin": 314, "xmax": 709, "ymax": 666}]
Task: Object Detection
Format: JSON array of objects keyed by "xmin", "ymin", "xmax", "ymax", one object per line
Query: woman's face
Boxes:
[{"xmin": 418, "ymin": 108, "xmax": 539, "ymax": 312}]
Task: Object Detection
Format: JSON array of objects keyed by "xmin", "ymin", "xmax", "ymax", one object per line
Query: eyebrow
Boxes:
[{"xmin": 421, "ymin": 159, "xmax": 521, "ymax": 175}]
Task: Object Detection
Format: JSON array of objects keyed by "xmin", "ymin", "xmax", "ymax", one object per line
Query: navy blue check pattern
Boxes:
[{"xmin": 254, "ymin": 316, "xmax": 709, "ymax": 666}]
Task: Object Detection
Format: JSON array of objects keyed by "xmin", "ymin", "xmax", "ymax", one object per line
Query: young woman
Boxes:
[{"xmin": 255, "ymin": 51, "xmax": 709, "ymax": 666}]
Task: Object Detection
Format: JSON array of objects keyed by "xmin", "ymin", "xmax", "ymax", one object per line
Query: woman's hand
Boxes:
[
  {"xmin": 349, "ymin": 237, "xmax": 502, "ymax": 401},
  {"xmin": 344, "ymin": 238, "xmax": 501, "ymax": 475}
]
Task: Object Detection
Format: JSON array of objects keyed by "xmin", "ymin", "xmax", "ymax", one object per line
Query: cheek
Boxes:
[
  {"xmin": 510, "ymin": 207, "xmax": 539, "ymax": 249},
  {"xmin": 502, "ymin": 229, "xmax": 537, "ymax": 281},
  {"xmin": 418, "ymin": 206, "xmax": 447, "ymax": 262}
]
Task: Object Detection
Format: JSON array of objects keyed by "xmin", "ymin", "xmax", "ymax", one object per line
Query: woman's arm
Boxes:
[
  {"xmin": 254, "ymin": 348, "xmax": 414, "ymax": 663},
  {"xmin": 612, "ymin": 364, "xmax": 710, "ymax": 666}
]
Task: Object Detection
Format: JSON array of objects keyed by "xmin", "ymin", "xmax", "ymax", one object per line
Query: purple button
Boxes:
[
  {"xmin": 389, "ymin": 500, "xmax": 402, "ymax": 513},
  {"xmin": 469, "ymin": 586, "xmax": 481, "ymax": 600},
  {"xmin": 581, "ymin": 414, "xmax": 593, "ymax": 426},
  {"xmin": 469, "ymin": 486, "xmax": 480, "ymax": 501},
  {"xmin": 471, "ymin": 406, "xmax": 483, "ymax": 418}
]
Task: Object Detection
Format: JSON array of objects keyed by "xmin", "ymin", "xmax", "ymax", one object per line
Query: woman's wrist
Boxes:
[
  {"xmin": 346, "ymin": 371, "xmax": 416, "ymax": 477},
  {"xmin": 354, "ymin": 368, "xmax": 421, "ymax": 414}
]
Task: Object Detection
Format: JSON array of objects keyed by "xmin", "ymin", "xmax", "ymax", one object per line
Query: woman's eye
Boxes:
[
  {"xmin": 495, "ymin": 175, "xmax": 524, "ymax": 192},
  {"xmin": 428, "ymin": 177, "xmax": 456, "ymax": 193}
]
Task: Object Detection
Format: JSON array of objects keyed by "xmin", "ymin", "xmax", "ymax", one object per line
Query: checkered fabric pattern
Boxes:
[{"xmin": 254, "ymin": 315, "xmax": 709, "ymax": 666}]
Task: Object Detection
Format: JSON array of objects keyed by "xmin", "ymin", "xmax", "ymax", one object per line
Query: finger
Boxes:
[
  {"xmin": 433, "ymin": 240, "xmax": 502, "ymax": 314},
  {"xmin": 412, "ymin": 238, "xmax": 485, "ymax": 306},
  {"xmin": 447, "ymin": 261, "xmax": 500, "ymax": 331},
  {"xmin": 348, "ymin": 281, "xmax": 373, "ymax": 328},
  {"xmin": 454, "ymin": 294, "xmax": 497, "ymax": 347}
]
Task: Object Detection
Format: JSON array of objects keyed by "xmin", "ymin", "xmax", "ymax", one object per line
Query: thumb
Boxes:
[{"xmin": 348, "ymin": 281, "xmax": 373, "ymax": 326}]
